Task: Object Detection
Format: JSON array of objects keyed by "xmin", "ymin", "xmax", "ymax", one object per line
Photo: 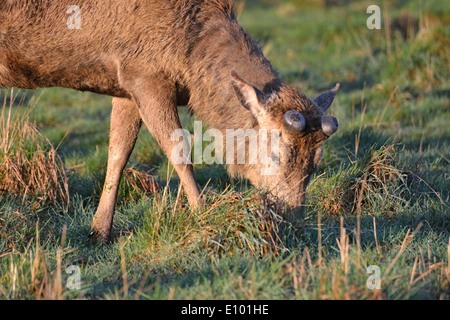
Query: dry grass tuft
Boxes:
[
  {"xmin": 0, "ymin": 90, "xmax": 69, "ymax": 210},
  {"xmin": 144, "ymin": 186, "xmax": 286, "ymax": 260},
  {"xmin": 313, "ymin": 144, "xmax": 409, "ymax": 216},
  {"xmin": 200, "ymin": 188, "xmax": 285, "ymax": 256},
  {"xmin": 121, "ymin": 167, "xmax": 161, "ymax": 201}
]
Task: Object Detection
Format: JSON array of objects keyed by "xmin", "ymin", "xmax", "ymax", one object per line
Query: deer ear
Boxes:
[
  {"xmin": 314, "ymin": 83, "xmax": 340, "ymax": 112},
  {"xmin": 231, "ymin": 70, "xmax": 266, "ymax": 117}
]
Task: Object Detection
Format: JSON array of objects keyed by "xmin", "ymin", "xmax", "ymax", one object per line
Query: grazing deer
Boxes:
[{"xmin": 0, "ymin": 0, "xmax": 339, "ymax": 242}]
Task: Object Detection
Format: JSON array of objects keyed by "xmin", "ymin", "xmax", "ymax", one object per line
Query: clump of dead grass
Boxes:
[
  {"xmin": 311, "ymin": 144, "xmax": 409, "ymax": 216},
  {"xmin": 143, "ymin": 186, "xmax": 286, "ymax": 260},
  {"xmin": 120, "ymin": 167, "xmax": 161, "ymax": 202},
  {"xmin": 198, "ymin": 187, "xmax": 285, "ymax": 256},
  {"xmin": 0, "ymin": 90, "xmax": 69, "ymax": 210}
]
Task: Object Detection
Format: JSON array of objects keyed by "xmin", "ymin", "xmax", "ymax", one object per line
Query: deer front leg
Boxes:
[
  {"xmin": 120, "ymin": 72, "xmax": 202, "ymax": 210},
  {"xmin": 89, "ymin": 97, "xmax": 142, "ymax": 243}
]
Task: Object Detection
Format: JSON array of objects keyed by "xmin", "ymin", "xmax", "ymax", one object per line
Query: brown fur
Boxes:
[{"xmin": 0, "ymin": 0, "xmax": 339, "ymax": 242}]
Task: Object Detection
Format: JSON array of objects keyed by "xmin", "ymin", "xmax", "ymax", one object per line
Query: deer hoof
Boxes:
[{"xmin": 88, "ymin": 228, "xmax": 111, "ymax": 244}]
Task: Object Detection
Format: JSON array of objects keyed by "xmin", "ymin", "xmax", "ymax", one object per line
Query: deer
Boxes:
[{"xmin": 0, "ymin": 0, "xmax": 339, "ymax": 243}]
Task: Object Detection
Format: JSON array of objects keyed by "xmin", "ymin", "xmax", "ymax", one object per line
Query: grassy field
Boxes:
[{"xmin": 0, "ymin": 0, "xmax": 449, "ymax": 300}]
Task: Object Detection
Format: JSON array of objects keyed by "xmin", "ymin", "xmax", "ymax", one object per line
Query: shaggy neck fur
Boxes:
[
  {"xmin": 180, "ymin": 6, "xmax": 281, "ymax": 133},
  {"xmin": 173, "ymin": 2, "xmax": 284, "ymax": 181}
]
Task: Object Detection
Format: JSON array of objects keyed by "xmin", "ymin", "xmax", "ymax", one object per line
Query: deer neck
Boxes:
[{"xmin": 183, "ymin": 26, "xmax": 281, "ymax": 134}]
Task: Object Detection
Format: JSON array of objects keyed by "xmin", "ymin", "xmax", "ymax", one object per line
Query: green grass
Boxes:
[{"xmin": 0, "ymin": 0, "xmax": 449, "ymax": 300}]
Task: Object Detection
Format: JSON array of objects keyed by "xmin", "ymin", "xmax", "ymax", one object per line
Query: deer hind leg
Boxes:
[{"xmin": 89, "ymin": 97, "xmax": 142, "ymax": 243}]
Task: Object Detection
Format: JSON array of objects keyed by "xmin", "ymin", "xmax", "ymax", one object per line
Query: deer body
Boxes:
[{"xmin": 0, "ymin": 0, "xmax": 339, "ymax": 242}]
